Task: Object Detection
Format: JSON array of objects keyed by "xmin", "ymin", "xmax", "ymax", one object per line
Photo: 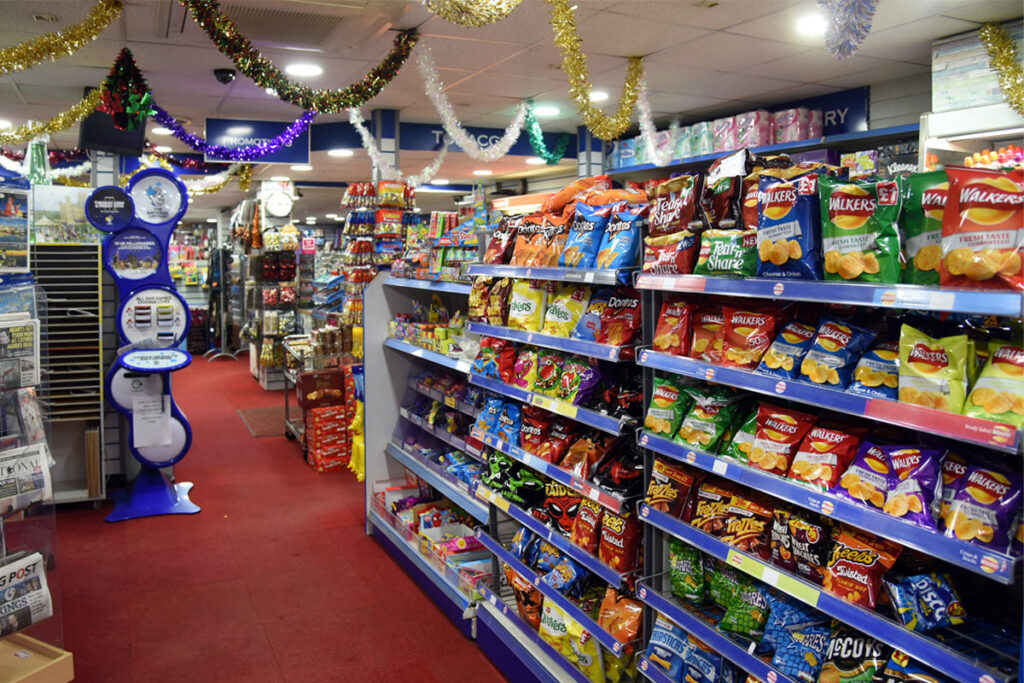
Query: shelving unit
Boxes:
[
  {"xmin": 466, "ymin": 322, "xmax": 632, "ymax": 361},
  {"xmin": 466, "ymin": 263, "xmax": 634, "ymax": 285},
  {"xmin": 385, "ymin": 441, "xmax": 488, "ymax": 522},
  {"xmin": 385, "ymin": 276, "xmax": 472, "ymax": 296}
]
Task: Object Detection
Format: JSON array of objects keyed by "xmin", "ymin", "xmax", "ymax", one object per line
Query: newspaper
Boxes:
[
  {"xmin": 0, "ymin": 443, "xmax": 52, "ymax": 516},
  {"xmin": 0, "ymin": 317, "xmax": 38, "ymax": 390},
  {"xmin": 0, "ymin": 552, "xmax": 52, "ymax": 636}
]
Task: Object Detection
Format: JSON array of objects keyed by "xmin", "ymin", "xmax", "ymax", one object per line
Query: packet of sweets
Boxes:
[
  {"xmin": 691, "ymin": 306, "xmax": 725, "ymax": 363},
  {"xmin": 942, "ymin": 464, "xmax": 1022, "ymax": 551},
  {"xmin": 849, "ymin": 339, "xmax": 900, "ymax": 400},
  {"xmin": 542, "ymin": 283, "xmax": 590, "ymax": 337},
  {"xmin": 964, "ymin": 344, "xmax": 1024, "ymax": 427},
  {"xmin": 901, "ymin": 170, "xmax": 946, "ymax": 286},
  {"xmin": 653, "ymin": 299, "xmax": 695, "ymax": 356},
  {"xmin": 507, "ymin": 279, "xmax": 549, "ymax": 332},
  {"xmin": 694, "ymin": 229, "xmax": 758, "ymax": 277},
  {"xmin": 898, "ymin": 324, "xmax": 969, "ymax": 414},
  {"xmin": 819, "ymin": 175, "xmax": 902, "ymax": 283},
  {"xmin": 884, "ymin": 446, "xmax": 942, "ymax": 530},
  {"xmin": 823, "ymin": 528, "xmax": 901, "ymax": 609},
  {"xmin": 757, "ymin": 174, "xmax": 823, "ymax": 279},
  {"xmin": 596, "ymin": 205, "xmax": 646, "ymax": 269},
  {"xmin": 800, "ymin": 317, "xmax": 877, "ymax": 389},
  {"xmin": 643, "ymin": 377, "xmax": 689, "ymax": 438},
  {"xmin": 561, "ymin": 202, "xmax": 612, "ymax": 268},
  {"xmin": 571, "ymin": 286, "xmax": 612, "ymax": 342},
  {"xmin": 757, "ymin": 320, "xmax": 816, "ymax": 380},
  {"xmin": 720, "ymin": 304, "xmax": 781, "ymax": 369}
]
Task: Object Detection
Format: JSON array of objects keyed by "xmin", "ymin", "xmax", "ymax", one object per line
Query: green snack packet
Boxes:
[
  {"xmin": 819, "ymin": 174, "xmax": 903, "ymax": 283},
  {"xmin": 706, "ymin": 558, "xmax": 740, "ymax": 609},
  {"xmin": 534, "ymin": 349, "xmax": 564, "ymax": 397},
  {"xmin": 643, "ymin": 377, "xmax": 691, "ymax": 439},
  {"xmin": 720, "ymin": 580, "xmax": 769, "ymax": 640},
  {"xmin": 668, "ymin": 538, "xmax": 704, "ymax": 604},
  {"xmin": 723, "ymin": 404, "xmax": 758, "ymax": 464},
  {"xmin": 901, "ymin": 170, "xmax": 946, "ymax": 286},
  {"xmin": 675, "ymin": 385, "xmax": 743, "ymax": 453},
  {"xmin": 694, "ymin": 229, "xmax": 758, "ymax": 277}
]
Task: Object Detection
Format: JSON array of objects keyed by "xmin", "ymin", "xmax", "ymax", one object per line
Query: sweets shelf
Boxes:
[
  {"xmin": 471, "ymin": 428, "xmax": 629, "ymax": 515},
  {"xmin": 469, "ymin": 374, "xmax": 634, "ymax": 436},
  {"xmin": 368, "ymin": 509, "xmax": 471, "ymax": 610},
  {"xmin": 406, "ymin": 377, "xmax": 480, "ymax": 417},
  {"xmin": 466, "ymin": 322, "xmax": 633, "ymax": 361},
  {"xmin": 637, "ymin": 348, "xmax": 1020, "ymax": 454},
  {"xmin": 475, "ymin": 528, "xmax": 630, "ymax": 655},
  {"xmin": 399, "ymin": 408, "xmax": 483, "ymax": 460},
  {"xmin": 466, "ymin": 264, "xmax": 634, "ymax": 286},
  {"xmin": 476, "ymin": 583, "xmax": 595, "ymax": 683},
  {"xmin": 385, "ymin": 337, "xmax": 473, "ymax": 374},
  {"xmin": 639, "ymin": 504, "xmax": 1017, "ymax": 683},
  {"xmin": 473, "ymin": 483, "xmax": 629, "ymax": 586},
  {"xmin": 609, "ymin": 123, "xmax": 920, "ymax": 176},
  {"xmin": 385, "ymin": 276, "xmax": 473, "ymax": 295},
  {"xmin": 640, "ymin": 431, "xmax": 1020, "ymax": 583},
  {"xmin": 635, "ymin": 584, "xmax": 800, "ymax": 683},
  {"xmin": 384, "ymin": 442, "xmax": 489, "ymax": 523},
  {"xmin": 636, "ymin": 273, "xmax": 1024, "ymax": 317}
]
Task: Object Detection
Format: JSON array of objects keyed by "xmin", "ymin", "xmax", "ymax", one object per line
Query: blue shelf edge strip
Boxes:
[
  {"xmin": 466, "ymin": 263, "xmax": 634, "ymax": 285},
  {"xmin": 475, "ymin": 529, "xmax": 628, "ymax": 655},
  {"xmin": 636, "ymin": 583, "xmax": 800, "ymax": 683},
  {"xmin": 638, "ymin": 504, "xmax": 1013, "ymax": 683},
  {"xmin": 384, "ymin": 442, "xmax": 488, "ymax": 523},
  {"xmin": 368, "ymin": 509, "xmax": 470, "ymax": 610},
  {"xmin": 466, "ymin": 322, "xmax": 630, "ymax": 361},
  {"xmin": 385, "ymin": 338, "xmax": 473, "ymax": 374},
  {"xmin": 639, "ymin": 431, "xmax": 1020, "ymax": 584},
  {"xmin": 406, "ymin": 378, "xmax": 480, "ymax": 418},
  {"xmin": 385, "ymin": 276, "xmax": 473, "ymax": 295},
  {"xmin": 399, "ymin": 409, "xmax": 483, "ymax": 462},
  {"xmin": 477, "ymin": 584, "xmax": 594, "ymax": 683},
  {"xmin": 635, "ymin": 273, "xmax": 1023, "ymax": 318},
  {"xmin": 637, "ymin": 656, "xmax": 680, "ymax": 683}
]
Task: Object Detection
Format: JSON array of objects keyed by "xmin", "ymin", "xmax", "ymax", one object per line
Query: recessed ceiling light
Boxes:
[
  {"xmin": 334, "ymin": 216, "xmax": 344, "ymax": 221},
  {"xmin": 151, "ymin": 127, "xmax": 172, "ymax": 135},
  {"xmin": 154, "ymin": 146, "xmax": 173, "ymax": 153},
  {"xmin": 327, "ymin": 148, "xmax": 354, "ymax": 158},
  {"xmin": 473, "ymin": 170, "xmax": 493, "ymax": 176},
  {"xmin": 290, "ymin": 164, "xmax": 313, "ymax": 171},
  {"xmin": 206, "ymin": 218, "xmax": 217, "ymax": 223},
  {"xmin": 796, "ymin": 12, "xmax": 827, "ymax": 36},
  {"xmin": 326, "ymin": 213, "xmax": 338, "ymax": 218},
  {"xmin": 285, "ymin": 63, "xmax": 322, "ymax": 78},
  {"xmin": 305, "ymin": 217, "xmax": 316, "ymax": 221},
  {"xmin": 225, "ymin": 125, "xmax": 252, "ymax": 136},
  {"xmin": 270, "ymin": 176, "xmax": 290, "ymax": 182},
  {"xmin": 533, "ymin": 105, "xmax": 560, "ymax": 117},
  {"xmin": 265, "ymin": 88, "xmax": 277, "ymax": 96},
  {"xmin": 432, "ymin": 178, "xmax": 449, "ymax": 185},
  {"xmin": 569, "ymin": 4, "xmax": 579, "ymax": 9},
  {"xmin": 588, "ymin": 90, "xmax": 609, "ymax": 103},
  {"xmin": 526, "ymin": 157, "xmax": 546, "ymax": 165},
  {"xmin": 0, "ymin": 120, "xmax": 12, "ymax": 130}
]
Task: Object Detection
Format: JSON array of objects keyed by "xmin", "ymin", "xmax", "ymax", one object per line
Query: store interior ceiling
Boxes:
[{"xmin": 1, "ymin": 0, "xmax": 1021, "ymax": 224}]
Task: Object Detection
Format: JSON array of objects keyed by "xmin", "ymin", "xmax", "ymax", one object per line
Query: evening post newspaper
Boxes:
[{"xmin": 0, "ymin": 552, "xmax": 52, "ymax": 635}]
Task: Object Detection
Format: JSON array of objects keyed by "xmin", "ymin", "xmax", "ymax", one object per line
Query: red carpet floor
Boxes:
[{"xmin": 57, "ymin": 358, "xmax": 506, "ymax": 683}]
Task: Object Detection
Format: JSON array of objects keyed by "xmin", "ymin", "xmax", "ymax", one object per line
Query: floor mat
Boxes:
[{"xmin": 238, "ymin": 406, "xmax": 287, "ymax": 438}]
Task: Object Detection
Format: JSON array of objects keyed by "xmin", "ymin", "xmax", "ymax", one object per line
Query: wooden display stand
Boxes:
[{"xmin": 0, "ymin": 634, "xmax": 73, "ymax": 683}]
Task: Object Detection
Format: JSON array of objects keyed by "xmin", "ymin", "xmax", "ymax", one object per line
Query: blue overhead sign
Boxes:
[
  {"xmin": 772, "ymin": 86, "xmax": 869, "ymax": 137},
  {"xmin": 204, "ymin": 117, "xmax": 310, "ymax": 164},
  {"xmin": 400, "ymin": 122, "xmax": 576, "ymax": 158}
]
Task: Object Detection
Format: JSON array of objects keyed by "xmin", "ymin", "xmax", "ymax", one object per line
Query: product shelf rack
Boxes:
[{"xmin": 466, "ymin": 322, "xmax": 633, "ymax": 361}]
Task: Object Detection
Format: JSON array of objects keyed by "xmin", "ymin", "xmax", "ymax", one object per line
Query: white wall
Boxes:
[{"xmin": 870, "ymin": 73, "xmax": 932, "ymax": 129}]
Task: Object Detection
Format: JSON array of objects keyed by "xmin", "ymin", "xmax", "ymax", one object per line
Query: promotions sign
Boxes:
[{"xmin": 204, "ymin": 118, "xmax": 310, "ymax": 164}]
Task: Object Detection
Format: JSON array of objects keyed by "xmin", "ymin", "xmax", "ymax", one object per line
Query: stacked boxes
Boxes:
[{"xmin": 306, "ymin": 404, "xmax": 351, "ymax": 472}]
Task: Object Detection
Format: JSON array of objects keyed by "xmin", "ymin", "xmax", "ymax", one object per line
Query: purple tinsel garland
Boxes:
[{"xmin": 152, "ymin": 105, "xmax": 317, "ymax": 161}]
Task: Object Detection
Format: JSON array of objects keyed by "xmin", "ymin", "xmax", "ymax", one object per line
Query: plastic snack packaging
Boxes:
[
  {"xmin": 884, "ymin": 572, "xmax": 966, "ymax": 633},
  {"xmin": 542, "ymin": 283, "xmax": 591, "ymax": 337},
  {"xmin": 874, "ymin": 650, "xmax": 955, "ymax": 683},
  {"xmin": 510, "ymin": 527, "xmax": 536, "ymax": 561},
  {"xmin": 770, "ymin": 507, "xmax": 795, "ymax": 572},
  {"xmin": 964, "ymin": 343, "xmax": 1024, "ymax": 427},
  {"xmin": 486, "ymin": 278, "xmax": 513, "ymax": 326},
  {"xmin": 789, "ymin": 510, "xmax": 833, "ymax": 585},
  {"xmin": 757, "ymin": 320, "xmax": 817, "ymax": 380},
  {"xmin": 562, "ymin": 431, "xmax": 618, "ymax": 479},
  {"xmin": 938, "ymin": 451, "xmax": 967, "ymax": 520},
  {"xmin": 506, "ymin": 564, "xmax": 543, "ymax": 629},
  {"xmin": 800, "ymin": 317, "xmax": 877, "ymax": 390},
  {"xmin": 757, "ymin": 174, "xmax": 823, "ymax": 279},
  {"xmin": 819, "ymin": 620, "xmax": 892, "ymax": 683},
  {"xmin": 467, "ymin": 277, "xmax": 492, "ymax": 322},
  {"xmin": 763, "ymin": 589, "xmax": 828, "ymax": 652},
  {"xmin": 570, "ymin": 498, "xmax": 604, "ymax": 553},
  {"xmin": 668, "ymin": 538, "xmax": 704, "ymax": 603},
  {"xmin": 819, "ymin": 175, "xmax": 903, "ymax": 283},
  {"xmin": 653, "ymin": 299, "xmax": 696, "ymax": 357},
  {"xmin": 599, "ymin": 509, "xmax": 642, "ymax": 574},
  {"xmin": 562, "ymin": 202, "xmax": 613, "ymax": 268},
  {"xmin": 836, "ymin": 441, "xmax": 891, "ymax": 510},
  {"xmin": 897, "ymin": 324, "xmax": 969, "ymax": 413},
  {"xmin": 901, "ymin": 170, "xmax": 946, "ymax": 286},
  {"xmin": 691, "ymin": 306, "xmax": 725, "ymax": 363},
  {"xmin": 771, "ymin": 622, "xmax": 831, "ymax": 683},
  {"xmin": 643, "ymin": 230, "xmax": 699, "ymax": 274},
  {"xmin": 476, "ymin": 396, "xmax": 504, "ymax": 434},
  {"xmin": 557, "ymin": 355, "xmax": 602, "ymax": 405},
  {"xmin": 542, "ymin": 554, "xmax": 590, "ymax": 596},
  {"xmin": 471, "ymin": 336, "xmax": 516, "ymax": 381},
  {"xmin": 598, "ymin": 588, "xmax": 643, "ymax": 655},
  {"xmin": 720, "ymin": 490, "xmax": 773, "ymax": 561},
  {"xmin": 884, "ymin": 447, "xmax": 942, "ymax": 529},
  {"xmin": 749, "ymin": 403, "xmax": 817, "ymax": 476},
  {"xmin": 583, "ymin": 187, "xmax": 647, "ymax": 206},
  {"xmin": 788, "ymin": 424, "xmax": 865, "ymax": 491},
  {"xmin": 519, "ymin": 406, "xmax": 552, "ymax": 454},
  {"xmin": 645, "ymin": 613, "xmax": 689, "ymax": 680},
  {"xmin": 644, "ymin": 377, "xmax": 689, "ymax": 438},
  {"xmin": 646, "ymin": 457, "xmax": 699, "ymax": 518},
  {"xmin": 685, "ymin": 635, "xmax": 738, "ymax": 683},
  {"xmin": 484, "ymin": 215, "xmax": 520, "ymax": 264},
  {"xmin": 942, "ymin": 463, "xmax": 1022, "ymax": 551},
  {"xmin": 536, "ymin": 419, "xmax": 579, "ymax": 464},
  {"xmin": 571, "ymin": 286, "xmax": 613, "ymax": 342},
  {"xmin": 542, "ymin": 175, "xmax": 612, "ymax": 214},
  {"xmin": 596, "ymin": 204, "xmax": 646, "ymax": 269},
  {"xmin": 513, "ymin": 348, "xmax": 538, "ymax": 391},
  {"xmin": 720, "ymin": 304, "xmax": 782, "ymax": 369},
  {"xmin": 848, "ymin": 339, "xmax": 900, "ymax": 400},
  {"xmin": 507, "ymin": 279, "xmax": 549, "ymax": 332},
  {"xmin": 940, "ymin": 166, "xmax": 1024, "ymax": 291},
  {"xmin": 596, "ymin": 287, "xmax": 642, "ymax": 346},
  {"xmin": 534, "ymin": 349, "xmax": 565, "ymax": 397},
  {"xmin": 722, "ymin": 403, "xmax": 758, "ymax": 464},
  {"xmin": 691, "ymin": 480, "xmax": 737, "ymax": 538},
  {"xmin": 497, "ymin": 402, "xmax": 522, "ymax": 444},
  {"xmin": 566, "ymin": 617, "xmax": 604, "ymax": 683},
  {"xmin": 536, "ymin": 214, "xmax": 571, "ymax": 267},
  {"xmin": 694, "ymin": 229, "xmax": 758, "ymax": 277},
  {"xmin": 509, "ymin": 214, "xmax": 545, "ymax": 266},
  {"xmin": 539, "ymin": 601, "xmax": 573, "ymax": 658},
  {"xmin": 719, "ymin": 577, "xmax": 769, "ymax": 639},
  {"xmin": 676, "ymin": 385, "xmax": 743, "ymax": 452},
  {"xmin": 824, "ymin": 528, "xmax": 901, "ymax": 609},
  {"xmin": 649, "ymin": 175, "xmax": 702, "ymax": 236}
]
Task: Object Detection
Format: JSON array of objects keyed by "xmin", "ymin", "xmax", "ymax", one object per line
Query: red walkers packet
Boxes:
[
  {"xmin": 653, "ymin": 299, "xmax": 696, "ymax": 357},
  {"xmin": 750, "ymin": 404, "xmax": 817, "ymax": 476},
  {"xmin": 720, "ymin": 305, "xmax": 782, "ymax": 369},
  {"xmin": 691, "ymin": 306, "xmax": 725, "ymax": 364}
]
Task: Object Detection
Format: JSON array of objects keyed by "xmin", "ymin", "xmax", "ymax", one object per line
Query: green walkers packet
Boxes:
[
  {"xmin": 668, "ymin": 538, "xmax": 704, "ymax": 604},
  {"xmin": 901, "ymin": 170, "xmax": 946, "ymax": 286},
  {"xmin": 723, "ymin": 403, "xmax": 758, "ymax": 464},
  {"xmin": 644, "ymin": 377, "xmax": 691, "ymax": 439},
  {"xmin": 819, "ymin": 175, "xmax": 903, "ymax": 284},
  {"xmin": 694, "ymin": 229, "xmax": 758, "ymax": 277}
]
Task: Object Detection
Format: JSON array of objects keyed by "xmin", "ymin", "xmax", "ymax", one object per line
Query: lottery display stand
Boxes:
[{"xmin": 88, "ymin": 169, "xmax": 198, "ymax": 522}]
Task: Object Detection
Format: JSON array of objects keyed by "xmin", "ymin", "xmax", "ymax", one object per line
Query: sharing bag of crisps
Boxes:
[
  {"xmin": 940, "ymin": 166, "xmax": 1024, "ymax": 291},
  {"xmin": 694, "ymin": 229, "xmax": 758, "ymax": 277},
  {"xmin": 819, "ymin": 175, "xmax": 903, "ymax": 283},
  {"xmin": 561, "ymin": 202, "xmax": 613, "ymax": 268},
  {"xmin": 756, "ymin": 174, "xmax": 823, "ymax": 279},
  {"xmin": 484, "ymin": 215, "xmax": 520, "ymax": 264},
  {"xmin": 596, "ymin": 205, "xmax": 646, "ymax": 270},
  {"xmin": 595, "ymin": 287, "xmax": 642, "ymax": 347},
  {"xmin": 509, "ymin": 214, "xmax": 545, "ymax": 266},
  {"xmin": 964, "ymin": 344, "xmax": 1024, "ymax": 427},
  {"xmin": 643, "ymin": 230, "xmax": 698, "ymax": 274},
  {"xmin": 901, "ymin": 170, "xmax": 946, "ymax": 286},
  {"xmin": 507, "ymin": 279, "xmax": 549, "ymax": 332},
  {"xmin": 542, "ymin": 283, "xmax": 591, "ymax": 337},
  {"xmin": 649, "ymin": 174, "xmax": 702, "ymax": 236},
  {"xmin": 898, "ymin": 324, "xmax": 969, "ymax": 414}
]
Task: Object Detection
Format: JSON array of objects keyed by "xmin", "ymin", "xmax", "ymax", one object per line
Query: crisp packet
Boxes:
[
  {"xmin": 884, "ymin": 446, "xmax": 941, "ymax": 529},
  {"xmin": 836, "ymin": 441, "xmax": 891, "ymax": 510},
  {"xmin": 484, "ymin": 215, "xmax": 520, "ymax": 264},
  {"xmin": 722, "ymin": 404, "xmax": 758, "ymax": 465},
  {"xmin": 757, "ymin": 174, "xmax": 823, "ymax": 279},
  {"xmin": 497, "ymin": 402, "xmax": 522, "ymax": 444},
  {"xmin": 942, "ymin": 464, "xmax": 1022, "ymax": 551},
  {"xmin": 771, "ymin": 623, "xmax": 831, "ymax": 683},
  {"xmin": 819, "ymin": 175, "xmax": 903, "ymax": 283},
  {"xmin": 691, "ymin": 306, "xmax": 725, "ymax": 364},
  {"xmin": 875, "ymin": 651, "xmax": 954, "ymax": 683},
  {"xmin": 849, "ymin": 339, "xmax": 900, "ymax": 400},
  {"xmin": 800, "ymin": 317, "xmax": 877, "ymax": 389},
  {"xmin": 513, "ymin": 348, "xmax": 538, "ymax": 391},
  {"xmin": 823, "ymin": 529, "xmax": 901, "ymax": 609},
  {"xmin": 884, "ymin": 573, "xmax": 966, "ymax": 633},
  {"xmin": 901, "ymin": 170, "xmax": 945, "ymax": 286},
  {"xmin": 668, "ymin": 538, "xmax": 704, "ymax": 603},
  {"xmin": 566, "ymin": 617, "xmax": 603, "ymax": 683},
  {"xmin": 542, "ymin": 283, "xmax": 591, "ymax": 338},
  {"xmin": 558, "ymin": 355, "xmax": 601, "ymax": 405},
  {"xmin": 719, "ymin": 580, "xmax": 769, "ymax": 640},
  {"xmin": 510, "ymin": 527, "xmax": 535, "ymax": 561},
  {"xmin": 653, "ymin": 299, "xmax": 695, "ymax": 356},
  {"xmin": 788, "ymin": 424, "xmax": 864, "ymax": 491},
  {"xmin": 596, "ymin": 205, "xmax": 646, "ymax": 269},
  {"xmin": 596, "ymin": 287, "xmax": 642, "ymax": 346},
  {"xmin": 720, "ymin": 304, "xmax": 781, "ymax": 369},
  {"xmin": 645, "ymin": 614, "xmax": 689, "ymax": 680},
  {"xmin": 507, "ymin": 279, "xmax": 549, "ymax": 332},
  {"xmin": 476, "ymin": 396, "xmax": 504, "ymax": 434},
  {"xmin": 964, "ymin": 343, "xmax": 1024, "ymax": 427},
  {"xmin": 643, "ymin": 230, "xmax": 698, "ymax": 274},
  {"xmin": 749, "ymin": 403, "xmax": 817, "ymax": 476},
  {"xmin": 685, "ymin": 635, "xmax": 737, "ymax": 683},
  {"xmin": 898, "ymin": 324, "xmax": 969, "ymax": 414},
  {"xmin": 644, "ymin": 377, "xmax": 689, "ymax": 438},
  {"xmin": 757, "ymin": 320, "xmax": 817, "ymax": 379},
  {"xmin": 539, "ymin": 602, "xmax": 573, "ymax": 659},
  {"xmin": 571, "ymin": 287, "xmax": 613, "ymax": 342},
  {"xmin": 819, "ymin": 621, "xmax": 892, "ymax": 683},
  {"xmin": 694, "ymin": 229, "xmax": 758, "ymax": 277},
  {"xmin": 649, "ymin": 175, "xmax": 702, "ymax": 236},
  {"xmin": 542, "ymin": 554, "xmax": 590, "ymax": 596},
  {"xmin": 534, "ymin": 349, "xmax": 565, "ymax": 397},
  {"xmin": 562, "ymin": 202, "xmax": 612, "ymax": 268},
  {"xmin": 676, "ymin": 385, "xmax": 743, "ymax": 452}
]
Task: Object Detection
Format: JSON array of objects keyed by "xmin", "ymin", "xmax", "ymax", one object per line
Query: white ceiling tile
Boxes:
[
  {"xmin": 606, "ymin": 0, "xmax": 802, "ymax": 30},
  {"xmin": 679, "ymin": 71, "xmax": 806, "ymax": 100},
  {"xmin": 421, "ymin": 36, "xmax": 531, "ymax": 71},
  {"xmin": 725, "ymin": 1, "xmax": 836, "ymax": 47},
  {"xmin": 942, "ymin": 1, "xmax": 1024, "ymax": 23},
  {"xmin": 820, "ymin": 62, "xmax": 931, "ymax": 89},
  {"xmin": 649, "ymin": 33, "xmax": 811, "ymax": 73},
  {"xmin": 855, "ymin": 15, "xmax": 983, "ymax": 61},
  {"xmin": 483, "ymin": 45, "xmax": 624, "ymax": 80},
  {"xmin": 744, "ymin": 52, "xmax": 900, "ymax": 83},
  {"xmin": 450, "ymin": 72, "xmax": 568, "ymax": 99},
  {"xmin": 577, "ymin": 11, "xmax": 710, "ymax": 55}
]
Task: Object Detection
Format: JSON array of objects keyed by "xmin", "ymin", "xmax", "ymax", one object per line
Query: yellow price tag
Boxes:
[
  {"xmin": 444, "ymin": 396, "xmax": 456, "ymax": 408},
  {"xmin": 531, "ymin": 394, "xmax": 554, "ymax": 411},
  {"xmin": 552, "ymin": 400, "xmax": 578, "ymax": 420}
]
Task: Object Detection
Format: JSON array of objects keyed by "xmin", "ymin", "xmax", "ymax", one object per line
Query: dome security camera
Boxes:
[{"xmin": 213, "ymin": 68, "xmax": 236, "ymax": 84}]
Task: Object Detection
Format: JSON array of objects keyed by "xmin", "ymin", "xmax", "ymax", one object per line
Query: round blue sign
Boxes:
[
  {"xmin": 108, "ymin": 228, "xmax": 162, "ymax": 281},
  {"xmin": 86, "ymin": 186, "xmax": 134, "ymax": 232}
]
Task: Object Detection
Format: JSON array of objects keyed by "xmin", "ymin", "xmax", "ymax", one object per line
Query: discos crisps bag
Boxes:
[
  {"xmin": 561, "ymin": 202, "xmax": 612, "ymax": 268},
  {"xmin": 940, "ymin": 166, "xmax": 1024, "ymax": 291},
  {"xmin": 898, "ymin": 324, "xmax": 969, "ymax": 414},
  {"xmin": 819, "ymin": 175, "xmax": 902, "ymax": 283},
  {"xmin": 965, "ymin": 344, "xmax": 1024, "ymax": 427},
  {"xmin": 596, "ymin": 205, "xmax": 646, "ymax": 270},
  {"xmin": 757, "ymin": 174, "xmax": 823, "ymax": 279},
  {"xmin": 901, "ymin": 170, "xmax": 946, "ymax": 286}
]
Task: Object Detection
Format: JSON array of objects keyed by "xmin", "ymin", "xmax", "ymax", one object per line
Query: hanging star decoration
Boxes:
[{"xmin": 98, "ymin": 48, "xmax": 155, "ymax": 130}]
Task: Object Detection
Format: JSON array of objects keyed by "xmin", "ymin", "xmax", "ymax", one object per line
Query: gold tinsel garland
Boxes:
[
  {"xmin": 0, "ymin": 86, "xmax": 107, "ymax": 146},
  {"xmin": 980, "ymin": 22, "xmax": 1024, "ymax": 117},
  {"xmin": 422, "ymin": 0, "xmax": 522, "ymax": 27},
  {"xmin": 0, "ymin": 0, "xmax": 123, "ymax": 77},
  {"xmin": 544, "ymin": 0, "xmax": 643, "ymax": 140}
]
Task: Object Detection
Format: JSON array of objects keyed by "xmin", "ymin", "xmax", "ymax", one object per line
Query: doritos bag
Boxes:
[
  {"xmin": 510, "ymin": 214, "xmax": 545, "ymax": 266},
  {"xmin": 596, "ymin": 205, "xmax": 646, "ymax": 270},
  {"xmin": 542, "ymin": 175, "xmax": 612, "ymax": 214},
  {"xmin": 562, "ymin": 203, "xmax": 612, "ymax": 268},
  {"xmin": 596, "ymin": 287, "xmax": 642, "ymax": 346}
]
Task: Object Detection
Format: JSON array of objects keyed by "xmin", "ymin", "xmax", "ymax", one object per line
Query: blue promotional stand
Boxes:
[{"xmin": 87, "ymin": 169, "xmax": 199, "ymax": 521}]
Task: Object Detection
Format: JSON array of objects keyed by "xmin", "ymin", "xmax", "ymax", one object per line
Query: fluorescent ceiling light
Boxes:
[
  {"xmin": 269, "ymin": 176, "xmax": 290, "ymax": 182},
  {"xmin": 225, "ymin": 125, "xmax": 252, "ymax": 136},
  {"xmin": 431, "ymin": 178, "xmax": 449, "ymax": 185},
  {"xmin": 533, "ymin": 105, "xmax": 560, "ymax": 118},
  {"xmin": 326, "ymin": 213, "xmax": 337, "ymax": 218},
  {"xmin": 473, "ymin": 169, "xmax": 493, "ymax": 176},
  {"xmin": 946, "ymin": 126, "xmax": 1024, "ymax": 142},
  {"xmin": 154, "ymin": 146, "xmax": 173, "ymax": 153},
  {"xmin": 327, "ymin": 148, "xmax": 354, "ymax": 157},
  {"xmin": 525, "ymin": 157, "xmax": 546, "ymax": 165},
  {"xmin": 796, "ymin": 12, "xmax": 827, "ymax": 36},
  {"xmin": 290, "ymin": 164, "xmax": 313, "ymax": 171},
  {"xmin": 334, "ymin": 216, "xmax": 344, "ymax": 221},
  {"xmin": 588, "ymin": 90, "xmax": 609, "ymax": 102},
  {"xmin": 206, "ymin": 218, "xmax": 217, "ymax": 223},
  {"xmin": 0, "ymin": 120, "xmax": 11, "ymax": 130},
  {"xmin": 151, "ymin": 127, "xmax": 172, "ymax": 135},
  {"xmin": 285, "ymin": 63, "xmax": 322, "ymax": 77}
]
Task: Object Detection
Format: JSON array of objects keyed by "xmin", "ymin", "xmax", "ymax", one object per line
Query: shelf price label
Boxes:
[
  {"xmin": 443, "ymin": 396, "xmax": 457, "ymax": 408},
  {"xmin": 531, "ymin": 394, "xmax": 577, "ymax": 419}
]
